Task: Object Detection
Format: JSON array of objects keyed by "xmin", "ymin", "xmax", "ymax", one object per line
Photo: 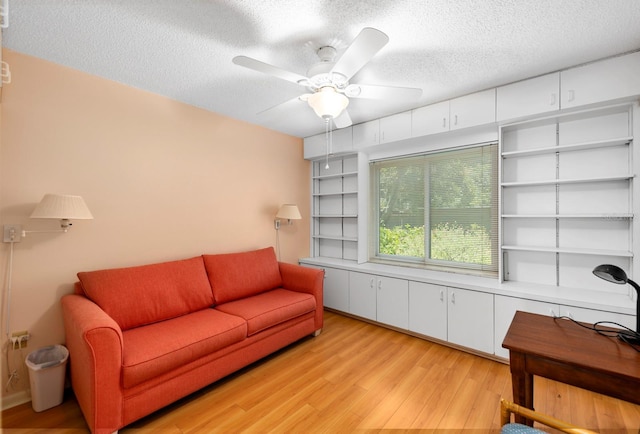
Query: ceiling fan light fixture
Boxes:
[{"xmin": 307, "ymin": 87, "xmax": 349, "ymax": 119}]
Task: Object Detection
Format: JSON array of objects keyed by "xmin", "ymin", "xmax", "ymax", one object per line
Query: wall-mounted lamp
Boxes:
[
  {"xmin": 274, "ymin": 204, "xmax": 301, "ymax": 230},
  {"xmin": 592, "ymin": 264, "xmax": 640, "ymax": 345},
  {"xmin": 3, "ymin": 194, "xmax": 94, "ymax": 243}
]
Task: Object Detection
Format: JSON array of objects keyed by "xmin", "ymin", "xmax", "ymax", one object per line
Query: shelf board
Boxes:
[
  {"xmin": 313, "ymin": 214, "xmax": 358, "ymax": 218},
  {"xmin": 313, "ymin": 190, "xmax": 358, "ymax": 197},
  {"xmin": 312, "ymin": 171, "xmax": 358, "ymax": 180},
  {"xmin": 501, "ymin": 245, "xmax": 633, "ymax": 257},
  {"xmin": 501, "ymin": 174, "xmax": 633, "ymax": 187},
  {"xmin": 501, "ymin": 136, "xmax": 632, "ymax": 158},
  {"xmin": 502, "ymin": 214, "xmax": 633, "ymax": 219},
  {"xmin": 313, "ymin": 235, "xmax": 358, "ymax": 242}
]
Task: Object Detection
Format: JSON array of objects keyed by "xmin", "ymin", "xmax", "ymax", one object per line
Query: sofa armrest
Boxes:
[
  {"xmin": 61, "ymin": 294, "xmax": 124, "ymax": 434},
  {"xmin": 279, "ymin": 262, "xmax": 324, "ymax": 330}
]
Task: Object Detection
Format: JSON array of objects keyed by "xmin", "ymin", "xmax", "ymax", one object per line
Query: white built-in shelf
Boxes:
[
  {"xmin": 501, "ymin": 136, "xmax": 632, "ymax": 158},
  {"xmin": 313, "ymin": 235, "xmax": 358, "ymax": 242},
  {"xmin": 312, "ymin": 214, "xmax": 358, "ymax": 218},
  {"xmin": 313, "ymin": 190, "xmax": 358, "ymax": 197},
  {"xmin": 501, "ymin": 245, "xmax": 633, "ymax": 257},
  {"xmin": 312, "ymin": 171, "xmax": 358, "ymax": 180},
  {"xmin": 501, "ymin": 174, "xmax": 633, "ymax": 187},
  {"xmin": 502, "ymin": 214, "xmax": 633, "ymax": 219}
]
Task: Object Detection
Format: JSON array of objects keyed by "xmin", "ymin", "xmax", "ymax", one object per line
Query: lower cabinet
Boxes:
[
  {"xmin": 348, "ymin": 271, "xmax": 409, "ymax": 329},
  {"xmin": 322, "ymin": 267, "xmax": 350, "ymax": 312},
  {"xmin": 409, "ymin": 282, "xmax": 494, "ymax": 354}
]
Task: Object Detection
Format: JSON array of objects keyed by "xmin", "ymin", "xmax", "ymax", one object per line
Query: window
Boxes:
[{"xmin": 371, "ymin": 143, "xmax": 498, "ymax": 275}]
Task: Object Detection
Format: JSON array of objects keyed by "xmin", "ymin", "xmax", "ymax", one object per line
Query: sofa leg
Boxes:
[{"xmin": 312, "ymin": 329, "xmax": 322, "ymax": 337}]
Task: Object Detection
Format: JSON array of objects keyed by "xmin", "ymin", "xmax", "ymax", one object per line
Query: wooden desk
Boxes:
[{"xmin": 502, "ymin": 311, "xmax": 640, "ymax": 425}]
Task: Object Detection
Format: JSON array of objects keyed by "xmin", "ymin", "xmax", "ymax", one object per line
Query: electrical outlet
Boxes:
[
  {"xmin": 11, "ymin": 331, "xmax": 29, "ymax": 349},
  {"xmin": 3, "ymin": 224, "xmax": 23, "ymax": 243}
]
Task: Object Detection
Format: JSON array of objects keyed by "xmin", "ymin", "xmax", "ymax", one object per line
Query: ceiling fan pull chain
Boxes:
[{"xmin": 324, "ymin": 118, "xmax": 330, "ymax": 169}]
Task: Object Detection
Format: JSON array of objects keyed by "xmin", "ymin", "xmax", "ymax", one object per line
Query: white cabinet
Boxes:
[
  {"xmin": 561, "ymin": 51, "xmax": 640, "ymax": 109},
  {"xmin": 449, "ymin": 89, "xmax": 496, "ymax": 130},
  {"xmin": 494, "ymin": 296, "xmax": 558, "ymax": 358},
  {"xmin": 348, "ymin": 272, "xmax": 409, "ymax": 328},
  {"xmin": 412, "ymin": 89, "xmax": 496, "ymax": 138},
  {"xmin": 321, "ymin": 267, "xmax": 350, "ymax": 311},
  {"xmin": 376, "ymin": 276, "xmax": 409, "ymax": 329},
  {"xmin": 409, "ymin": 282, "xmax": 493, "ymax": 354},
  {"xmin": 304, "ymin": 127, "xmax": 353, "ymax": 160},
  {"xmin": 353, "ymin": 111, "xmax": 412, "ymax": 150},
  {"xmin": 312, "ymin": 155, "xmax": 359, "ymax": 261},
  {"xmin": 409, "ymin": 281, "xmax": 447, "ymax": 341},
  {"xmin": 496, "ymin": 73, "xmax": 560, "ymax": 121},
  {"xmin": 348, "ymin": 272, "xmax": 377, "ymax": 321},
  {"xmin": 447, "ymin": 287, "xmax": 494, "ymax": 354},
  {"xmin": 558, "ymin": 305, "xmax": 636, "ymax": 330},
  {"xmin": 411, "ymin": 101, "xmax": 449, "ymax": 137},
  {"xmin": 353, "ymin": 119, "xmax": 380, "ymax": 149}
]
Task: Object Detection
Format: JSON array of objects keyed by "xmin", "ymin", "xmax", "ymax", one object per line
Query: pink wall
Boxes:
[{"xmin": 0, "ymin": 49, "xmax": 310, "ymax": 405}]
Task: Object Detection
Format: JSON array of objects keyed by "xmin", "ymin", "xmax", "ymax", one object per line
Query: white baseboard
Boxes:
[{"xmin": 1, "ymin": 389, "xmax": 31, "ymax": 411}]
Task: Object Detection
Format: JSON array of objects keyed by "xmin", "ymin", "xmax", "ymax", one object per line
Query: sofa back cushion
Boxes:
[
  {"xmin": 203, "ymin": 247, "xmax": 282, "ymax": 304},
  {"xmin": 77, "ymin": 256, "xmax": 214, "ymax": 330}
]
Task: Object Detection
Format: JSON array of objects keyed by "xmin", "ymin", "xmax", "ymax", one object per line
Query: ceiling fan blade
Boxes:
[
  {"xmin": 233, "ymin": 55, "xmax": 309, "ymax": 86},
  {"xmin": 346, "ymin": 83, "xmax": 422, "ymax": 100},
  {"xmin": 331, "ymin": 27, "xmax": 389, "ymax": 81},
  {"xmin": 333, "ymin": 110, "xmax": 352, "ymax": 129}
]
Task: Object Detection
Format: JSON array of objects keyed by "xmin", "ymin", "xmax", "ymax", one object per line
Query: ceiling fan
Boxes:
[{"xmin": 233, "ymin": 27, "xmax": 422, "ymax": 129}]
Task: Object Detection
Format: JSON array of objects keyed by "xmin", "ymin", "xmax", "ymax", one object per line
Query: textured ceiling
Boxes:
[{"xmin": 3, "ymin": 0, "xmax": 640, "ymax": 138}]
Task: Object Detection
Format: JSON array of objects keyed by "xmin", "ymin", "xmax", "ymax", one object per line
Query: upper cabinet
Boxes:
[
  {"xmin": 496, "ymin": 73, "xmax": 560, "ymax": 121},
  {"xmin": 353, "ymin": 111, "xmax": 412, "ymax": 150},
  {"xmin": 412, "ymin": 89, "xmax": 496, "ymax": 137},
  {"xmin": 561, "ymin": 51, "xmax": 640, "ymax": 109},
  {"xmin": 304, "ymin": 126, "xmax": 353, "ymax": 160}
]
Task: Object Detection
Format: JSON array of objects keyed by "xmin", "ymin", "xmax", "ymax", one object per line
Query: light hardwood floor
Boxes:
[{"xmin": 2, "ymin": 311, "xmax": 640, "ymax": 433}]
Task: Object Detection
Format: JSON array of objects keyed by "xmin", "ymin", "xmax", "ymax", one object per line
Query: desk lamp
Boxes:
[{"xmin": 592, "ymin": 264, "xmax": 640, "ymax": 345}]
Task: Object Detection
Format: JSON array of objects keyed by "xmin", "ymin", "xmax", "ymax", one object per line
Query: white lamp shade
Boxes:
[
  {"xmin": 276, "ymin": 204, "xmax": 301, "ymax": 220},
  {"xmin": 30, "ymin": 194, "xmax": 94, "ymax": 220},
  {"xmin": 307, "ymin": 87, "xmax": 349, "ymax": 119}
]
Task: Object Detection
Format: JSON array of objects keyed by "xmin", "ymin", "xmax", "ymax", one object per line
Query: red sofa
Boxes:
[{"xmin": 61, "ymin": 247, "xmax": 323, "ymax": 434}]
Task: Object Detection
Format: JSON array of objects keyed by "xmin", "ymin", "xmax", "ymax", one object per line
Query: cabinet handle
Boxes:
[
  {"xmin": 550, "ymin": 93, "xmax": 556, "ymax": 106},
  {"xmin": 377, "ymin": 280, "xmax": 382, "ymax": 290},
  {"xmin": 442, "ymin": 117, "xmax": 446, "ymax": 128},
  {"xmin": 369, "ymin": 278, "xmax": 374, "ymax": 288},
  {"xmin": 381, "ymin": 131, "xmax": 385, "ymax": 142},
  {"xmin": 568, "ymin": 90, "xmax": 575, "ymax": 102},
  {"xmin": 439, "ymin": 290, "xmax": 444, "ymax": 302},
  {"xmin": 454, "ymin": 114, "xmax": 458, "ymax": 126},
  {"xmin": 451, "ymin": 292, "xmax": 456, "ymax": 304}
]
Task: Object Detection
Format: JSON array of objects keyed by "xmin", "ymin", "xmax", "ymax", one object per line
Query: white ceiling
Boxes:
[{"xmin": 3, "ymin": 0, "xmax": 640, "ymax": 138}]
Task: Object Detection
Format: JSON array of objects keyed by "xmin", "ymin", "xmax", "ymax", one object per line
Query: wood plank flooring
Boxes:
[{"xmin": 2, "ymin": 311, "xmax": 640, "ymax": 433}]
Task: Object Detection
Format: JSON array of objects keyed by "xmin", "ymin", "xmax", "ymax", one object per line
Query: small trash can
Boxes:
[{"xmin": 25, "ymin": 344, "xmax": 69, "ymax": 412}]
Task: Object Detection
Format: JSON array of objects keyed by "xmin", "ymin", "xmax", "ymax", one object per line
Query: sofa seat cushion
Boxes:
[
  {"xmin": 215, "ymin": 289, "xmax": 316, "ymax": 336},
  {"xmin": 203, "ymin": 247, "xmax": 283, "ymax": 304},
  {"xmin": 78, "ymin": 256, "xmax": 214, "ymax": 330},
  {"xmin": 121, "ymin": 308, "xmax": 246, "ymax": 388}
]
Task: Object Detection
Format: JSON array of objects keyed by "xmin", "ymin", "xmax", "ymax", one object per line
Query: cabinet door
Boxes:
[
  {"xmin": 411, "ymin": 101, "xmax": 449, "ymax": 137},
  {"xmin": 376, "ymin": 276, "xmax": 409, "ymax": 329},
  {"xmin": 494, "ymin": 296, "xmax": 558, "ymax": 359},
  {"xmin": 331, "ymin": 127, "xmax": 354, "ymax": 154},
  {"xmin": 496, "ymin": 73, "xmax": 560, "ymax": 121},
  {"xmin": 303, "ymin": 133, "xmax": 326, "ymax": 160},
  {"xmin": 408, "ymin": 281, "xmax": 447, "ymax": 341},
  {"xmin": 348, "ymin": 272, "xmax": 377, "ymax": 320},
  {"xmin": 561, "ymin": 51, "xmax": 640, "ymax": 109},
  {"xmin": 449, "ymin": 88, "xmax": 496, "ymax": 131},
  {"xmin": 558, "ymin": 305, "xmax": 636, "ymax": 331},
  {"xmin": 352, "ymin": 120, "xmax": 380, "ymax": 149},
  {"xmin": 447, "ymin": 287, "xmax": 494, "ymax": 354},
  {"xmin": 379, "ymin": 111, "xmax": 412, "ymax": 143},
  {"xmin": 322, "ymin": 267, "xmax": 349, "ymax": 312}
]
